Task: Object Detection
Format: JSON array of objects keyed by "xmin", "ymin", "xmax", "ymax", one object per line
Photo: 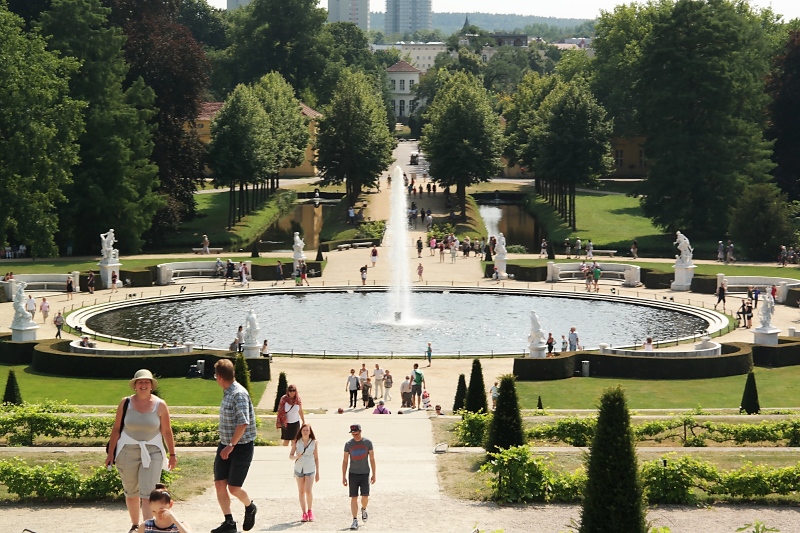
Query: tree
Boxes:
[
  {"xmin": 537, "ymin": 395, "xmax": 544, "ymax": 410},
  {"xmin": 0, "ymin": 6, "xmax": 84, "ymax": 257},
  {"xmin": 315, "ymin": 70, "xmax": 395, "ymax": 206},
  {"xmin": 483, "ymin": 46, "xmax": 529, "ymax": 94},
  {"xmin": 3, "ymin": 369, "xmax": 23, "ymax": 405},
  {"xmin": 273, "ymin": 371, "xmax": 288, "ymax": 412},
  {"xmin": 637, "ymin": 0, "xmax": 777, "ymax": 237},
  {"xmin": 420, "ymin": 71, "xmax": 502, "ymax": 218},
  {"xmin": 530, "ymin": 78, "xmax": 613, "ymax": 229},
  {"xmin": 464, "ymin": 359, "xmax": 488, "ymax": 414},
  {"xmin": 6, "ymin": 0, "xmax": 51, "ymax": 25},
  {"xmin": 554, "ymin": 49, "xmax": 594, "ymax": 83},
  {"xmin": 580, "ymin": 386, "xmax": 646, "ymax": 533},
  {"xmin": 767, "ymin": 29, "xmax": 800, "ymax": 199},
  {"xmin": 485, "ymin": 374, "xmax": 525, "ymax": 454},
  {"xmin": 234, "ymin": 353, "xmax": 251, "ymax": 395},
  {"xmin": 40, "ymin": 0, "xmax": 162, "ymax": 255},
  {"xmin": 740, "ymin": 370, "xmax": 760, "ymax": 414},
  {"xmin": 729, "ymin": 183, "xmax": 798, "ymax": 260},
  {"xmin": 452, "ymin": 373, "xmax": 467, "ymax": 412},
  {"xmin": 208, "ymin": 85, "xmax": 275, "ymax": 229},
  {"xmin": 177, "ymin": 0, "xmax": 228, "ymax": 50}
]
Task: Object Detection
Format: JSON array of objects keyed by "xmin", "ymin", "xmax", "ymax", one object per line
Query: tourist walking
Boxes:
[
  {"xmin": 25, "ymin": 295, "xmax": 36, "ymax": 320},
  {"xmin": 416, "ymin": 237, "xmax": 423, "ymax": 258},
  {"xmin": 370, "ymin": 246, "xmax": 378, "ymax": 267},
  {"xmin": 360, "ymin": 265, "xmax": 368, "ymax": 286},
  {"xmin": 714, "ymin": 283, "xmax": 727, "ymax": 312},
  {"xmin": 105, "ymin": 369, "xmax": 177, "ymax": 533},
  {"xmin": 753, "ymin": 287, "xmax": 761, "ymax": 308},
  {"xmin": 346, "ymin": 369, "xmax": 360, "ymax": 409},
  {"xmin": 490, "ymin": 381, "xmax": 499, "ymax": 410},
  {"xmin": 111, "ymin": 271, "xmax": 118, "ymax": 293},
  {"xmin": 410, "ymin": 363, "xmax": 425, "ymax": 409},
  {"xmin": 568, "ymin": 327, "xmax": 579, "ymax": 351},
  {"xmin": 438, "ymin": 242, "xmax": 445, "ymax": 262},
  {"xmin": 275, "ymin": 261, "xmax": 284, "ymax": 284},
  {"xmin": 361, "ymin": 378, "xmax": 372, "ymax": 408},
  {"xmin": 726, "ymin": 240, "xmax": 736, "ymax": 264},
  {"xmin": 342, "ymin": 424, "xmax": 376, "ymax": 531},
  {"xmin": 289, "ymin": 424, "xmax": 319, "ymax": 523},
  {"xmin": 277, "ymin": 384, "xmax": 305, "ymax": 446},
  {"xmin": 240, "ymin": 263, "xmax": 249, "ymax": 288},
  {"xmin": 382, "ymin": 370, "xmax": 393, "ymax": 401},
  {"xmin": 358, "ymin": 364, "xmax": 369, "ymax": 385},
  {"xmin": 138, "ymin": 483, "xmax": 192, "ymax": 533},
  {"xmin": 429, "ymin": 237, "xmax": 436, "ymax": 256},
  {"xmin": 631, "ymin": 239, "xmax": 639, "ymax": 259},
  {"xmin": 39, "ymin": 297, "xmax": 50, "ymax": 323},
  {"xmin": 425, "ymin": 342, "xmax": 432, "ymax": 367},
  {"xmin": 211, "ymin": 359, "xmax": 258, "ymax": 533},
  {"xmin": 53, "ymin": 311, "xmax": 64, "ymax": 339},
  {"xmin": 226, "ymin": 260, "xmax": 235, "ymax": 284},
  {"xmin": 300, "ymin": 261, "xmax": 310, "ymax": 286},
  {"xmin": 717, "ymin": 241, "xmax": 725, "ymax": 262},
  {"xmin": 575, "ymin": 238, "xmax": 582, "ymax": 258},
  {"xmin": 372, "ymin": 364, "xmax": 385, "ymax": 399},
  {"xmin": 201, "ymin": 235, "xmax": 210, "ymax": 254},
  {"xmin": 66, "ymin": 276, "xmax": 74, "ymax": 299},
  {"xmin": 564, "ymin": 238, "xmax": 571, "ymax": 258},
  {"xmin": 592, "ymin": 264, "xmax": 601, "ymax": 292},
  {"xmin": 87, "ymin": 270, "xmax": 95, "ymax": 294},
  {"xmin": 540, "ymin": 239, "xmax": 547, "ymax": 258},
  {"xmin": 586, "ymin": 239, "xmax": 594, "ymax": 259},
  {"xmin": 417, "ymin": 263, "xmax": 424, "ymax": 282}
]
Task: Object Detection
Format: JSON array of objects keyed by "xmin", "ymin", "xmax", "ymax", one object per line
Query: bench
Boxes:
[
  {"xmin": 337, "ymin": 244, "xmax": 352, "ymax": 251},
  {"xmin": 559, "ymin": 270, "xmax": 626, "ymax": 280},
  {"xmin": 353, "ymin": 242, "xmax": 373, "ymax": 249},
  {"xmin": 716, "ymin": 275, "xmax": 800, "ymax": 303},
  {"xmin": 191, "ymin": 247, "xmax": 224, "ymax": 254},
  {"xmin": 156, "ymin": 261, "xmax": 250, "ymax": 285},
  {"xmin": 546, "ymin": 261, "xmax": 641, "ymax": 287},
  {"xmin": 589, "ymin": 249, "xmax": 617, "ymax": 257},
  {"xmin": 1, "ymin": 272, "xmax": 81, "ymax": 300},
  {"xmin": 69, "ymin": 339, "xmax": 191, "ymax": 355}
]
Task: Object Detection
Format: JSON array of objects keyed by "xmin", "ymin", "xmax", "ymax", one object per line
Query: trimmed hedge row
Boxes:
[
  {"xmin": 752, "ymin": 337, "xmax": 800, "ymax": 368},
  {"xmin": 250, "ymin": 262, "xmax": 323, "ymax": 281},
  {"xmin": 787, "ymin": 287, "xmax": 800, "ymax": 307},
  {"xmin": 690, "ymin": 274, "xmax": 718, "ymax": 294},
  {"xmin": 514, "ymin": 343, "xmax": 753, "ymax": 381},
  {"xmin": 29, "ymin": 339, "xmax": 270, "ymax": 381},
  {"xmin": 483, "ymin": 263, "xmax": 548, "ymax": 281},
  {"xmin": 643, "ymin": 270, "xmax": 673, "ymax": 289},
  {"xmin": 0, "ymin": 334, "xmax": 37, "ymax": 365}
]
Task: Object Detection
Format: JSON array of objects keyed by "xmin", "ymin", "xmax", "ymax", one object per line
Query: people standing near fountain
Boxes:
[
  {"xmin": 592, "ymin": 264, "xmax": 602, "ymax": 292},
  {"xmin": 416, "ymin": 237, "xmax": 423, "ymax": 258},
  {"xmin": 410, "ymin": 363, "xmax": 426, "ymax": 409},
  {"xmin": 643, "ymin": 337, "xmax": 654, "ymax": 351},
  {"xmin": 575, "ymin": 238, "xmax": 582, "ymax": 259},
  {"xmin": 561, "ymin": 335, "xmax": 568, "ymax": 352},
  {"xmin": 346, "ymin": 370, "xmax": 360, "ymax": 409},
  {"xmin": 425, "ymin": 343, "xmax": 432, "ymax": 367},
  {"xmin": 745, "ymin": 299, "xmax": 753, "ymax": 328},
  {"xmin": 301, "ymin": 261, "xmax": 310, "ymax": 286},
  {"xmin": 275, "ymin": 261, "xmax": 284, "ymax": 285},
  {"xmin": 360, "ymin": 265, "xmax": 368, "ymax": 286},
  {"xmin": 400, "ymin": 375, "xmax": 412, "ymax": 407},
  {"xmin": 289, "ymin": 423, "xmax": 319, "ymax": 523},
  {"xmin": 490, "ymin": 382, "xmax": 499, "ymax": 410},
  {"xmin": 546, "ymin": 333, "xmax": 555, "ymax": 354},
  {"xmin": 361, "ymin": 378, "xmax": 372, "ymax": 408},
  {"xmin": 450, "ymin": 241, "xmax": 457, "ymax": 263},
  {"xmin": 372, "ymin": 364, "xmax": 384, "ymax": 399},
  {"xmin": 87, "ymin": 270, "xmax": 96, "ymax": 294},
  {"xmin": 276, "ymin": 384, "xmax": 305, "ymax": 446},
  {"xmin": 540, "ymin": 239, "xmax": 547, "ymax": 258},
  {"xmin": 370, "ymin": 246, "xmax": 378, "ymax": 267},
  {"xmin": 383, "ymin": 370, "xmax": 393, "ymax": 401},
  {"xmin": 429, "ymin": 237, "xmax": 436, "ymax": 256},
  {"xmin": 753, "ymin": 287, "xmax": 760, "ymax": 308},
  {"xmin": 236, "ymin": 326, "xmax": 244, "ymax": 352},
  {"xmin": 358, "ymin": 364, "xmax": 369, "ymax": 386},
  {"xmin": 568, "ymin": 327, "xmax": 579, "ymax": 351},
  {"xmin": 417, "ymin": 263, "xmax": 424, "ymax": 282},
  {"xmin": 438, "ymin": 242, "xmax": 445, "ymax": 262},
  {"xmin": 211, "ymin": 359, "xmax": 258, "ymax": 533}
]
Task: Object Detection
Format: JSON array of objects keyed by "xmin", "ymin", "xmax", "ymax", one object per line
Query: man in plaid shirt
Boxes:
[{"xmin": 212, "ymin": 359, "xmax": 258, "ymax": 533}]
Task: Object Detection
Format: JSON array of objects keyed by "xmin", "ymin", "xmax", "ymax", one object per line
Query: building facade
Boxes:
[
  {"xmin": 385, "ymin": 60, "xmax": 421, "ymax": 120},
  {"xmin": 327, "ymin": 0, "xmax": 370, "ymax": 32},
  {"xmin": 385, "ymin": 0, "xmax": 432, "ymax": 35},
  {"xmin": 227, "ymin": 0, "xmax": 251, "ymax": 10}
]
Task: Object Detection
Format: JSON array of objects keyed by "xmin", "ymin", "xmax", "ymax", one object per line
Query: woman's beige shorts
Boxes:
[{"xmin": 116, "ymin": 444, "xmax": 164, "ymax": 498}]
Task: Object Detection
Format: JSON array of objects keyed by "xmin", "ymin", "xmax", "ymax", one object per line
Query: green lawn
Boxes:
[
  {"xmin": 517, "ymin": 366, "xmax": 800, "ymax": 410},
  {"xmin": 0, "ymin": 365, "xmax": 266, "ymax": 406}
]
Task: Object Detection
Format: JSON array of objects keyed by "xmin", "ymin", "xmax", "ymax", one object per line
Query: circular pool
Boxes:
[{"xmin": 84, "ymin": 289, "xmax": 711, "ymax": 355}]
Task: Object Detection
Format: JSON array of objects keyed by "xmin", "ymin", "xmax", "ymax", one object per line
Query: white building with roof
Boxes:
[{"xmin": 386, "ymin": 60, "xmax": 421, "ymax": 119}]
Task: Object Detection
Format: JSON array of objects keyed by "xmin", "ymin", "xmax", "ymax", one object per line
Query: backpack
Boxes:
[{"xmin": 367, "ymin": 396, "xmax": 375, "ymax": 408}]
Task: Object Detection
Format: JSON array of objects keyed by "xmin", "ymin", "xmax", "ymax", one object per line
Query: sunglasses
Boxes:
[{"xmin": 288, "ymin": 388, "xmax": 296, "ymax": 392}]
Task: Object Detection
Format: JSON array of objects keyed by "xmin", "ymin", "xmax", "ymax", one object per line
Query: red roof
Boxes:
[
  {"xmin": 300, "ymin": 102, "xmax": 322, "ymax": 119},
  {"xmin": 386, "ymin": 60, "xmax": 420, "ymax": 73},
  {"xmin": 198, "ymin": 102, "xmax": 223, "ymax": 121}
]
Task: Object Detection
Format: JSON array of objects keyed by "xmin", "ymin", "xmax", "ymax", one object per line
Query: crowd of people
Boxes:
[{"xmin": 345, "ymin": 360, "xmax": 429, "ymax": 411}]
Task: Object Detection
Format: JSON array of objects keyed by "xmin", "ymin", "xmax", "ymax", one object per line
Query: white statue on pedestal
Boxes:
[
  {"xmin": 243, "ymin": 309, "xmax": 261, "ymax": 345},
  {"xmin": 11, "ymin": 282, "xmax": 37, "ymax": 329},
  {"xmin": 759, "ymin": 294, "xmax": 775, "ymax": 330},
  {"xmin": 674, "ymin": 231, "xmax": 693, "ymax": 265},
  {"xmin": 99, "ymin": 229, "xmax": 119, "ymax": 264},
  {"xmin": 494, "ymin": 233, "xmax": 508, "ymax": 259},
  {"xmin": 293, "ymin": 232, "xmax": 305, "ymax": 256},
  {"xmin": 527, "ymin": 311, "xmax": 547, "ymax": 357}
]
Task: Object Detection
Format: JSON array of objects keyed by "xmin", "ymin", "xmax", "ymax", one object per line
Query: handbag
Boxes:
[{"xmin": 105, "ymin": 397, "xmax": 130, "ymax": 462}]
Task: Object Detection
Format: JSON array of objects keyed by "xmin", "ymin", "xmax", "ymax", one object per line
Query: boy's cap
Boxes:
[{"xmin": 349, "ymin": 424, "xmax": 362, "ymax": 433}]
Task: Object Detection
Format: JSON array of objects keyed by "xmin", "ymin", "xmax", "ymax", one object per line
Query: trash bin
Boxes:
[
  {"xmin": 197, "ymin": 359, "xmax": 206, "ymax": 377},
  {"xmin": 581, "ymin": 360, "xmax": 590, "ymax": 377}
]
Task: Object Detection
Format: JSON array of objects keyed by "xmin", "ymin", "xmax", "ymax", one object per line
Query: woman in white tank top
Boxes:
[{"xmin": 289, "ymin": 424, "xmax": 319, "ymax": 522}]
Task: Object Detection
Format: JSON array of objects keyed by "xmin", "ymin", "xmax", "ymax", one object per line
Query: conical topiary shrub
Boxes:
[
  {"xmin": 3, "ymin": 369, "xmax": 22, "ymax": 405},
  {"xmin": 740, "ymin": 370, "xmax": 760, "ymax": 415},
  {"xmin": 579, "ymin": 386, "xmax": 646, "ymax": 533},
  {"xmin": 234, "ymin": 353, "xmax": 251, "ymax": 395},
  {"xmin": 453, "ymin": 374, "xmax": 467, "ymax": 412},
  {"xmin": 537, "ymin": 395, "xmax": 544, "ymax": 410},
  {"xmin": 485, "ymin": 374, "xmax": 525, "ymax": 454},
  {"xmin": 464, "ymin": 359, "xmax": 488, "ymax": 413},
  {"xmin": 273, "ymin": 371, "xmax": 288, "ymax": 412}
]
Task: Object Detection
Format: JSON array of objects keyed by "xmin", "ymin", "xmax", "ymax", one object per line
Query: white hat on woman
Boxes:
[{"xmin": 129, "ymin": 369, "xmax": 158, "ymax": 390}]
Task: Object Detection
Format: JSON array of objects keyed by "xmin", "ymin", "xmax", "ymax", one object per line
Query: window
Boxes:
[
  {"xmin": 400, "ymin": 79, "xmax": 405, "ymax": 90},
  {"xmin": 391, "ymin": 79, "xmax": 396, "ymax": 91},
  {"xmin": 399, "ymin": 100, "xmax": 406, "ymax": 116},
  {"xmin": 409, "ymin": 80, "xmax": 415, "ymax": 88},
  {"xmin": 614, "ymin": 149, "xmax": 624, "ymax": 168},
  {"xmin": 482, "ymin": 55, "xmax": 488, "ymax": 62},
  {"xmin": 391, "ymin": 100, "xmax": 396, "ymax": 114},
  {"xmin": 410, "ymin": 99, "xmax": 417, "ymax": 113},
  {"xmin": 639, "ymin": 149, "xmax": 646, "ymax": 168}
]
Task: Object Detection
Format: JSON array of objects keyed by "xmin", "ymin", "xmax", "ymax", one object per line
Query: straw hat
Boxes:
[{"xmin": 129, "ymin": 369, "xmax": 158, "ymax": 390}]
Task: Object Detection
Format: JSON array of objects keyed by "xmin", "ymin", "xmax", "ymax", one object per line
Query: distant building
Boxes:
[
  {"xmin": 371, "ymin": 41, "xmax": 446, "ymax": 73},
  {"xmin": 385, "ymin": 0, "xmax": 432, "ymax": 35},
  {"xmin": 385, "ymin": 60, "xmax": 421, "ymax": 120},
  {"xmin": 227, "ymin": 0, "xmax": 251, "ymax": 10},
  {"xmin": 328, "ymin": 0, "xmax": 370, "ymax": 32}
]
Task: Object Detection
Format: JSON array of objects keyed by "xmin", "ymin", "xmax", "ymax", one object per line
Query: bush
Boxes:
[
  {"xmin": 273, "ymin": 372, "xmax": 288, "ymax": 412},
  {"xmin": 579, "ymin": 386, "xmax": 646, "ymax": 533},
  {"xmin": 234, "ymin": 353, "xmax": 251, "ymax": 395},
  {"xmin": 485, "ymin": 374, "xmax": 525, "ymax": 454},
  {"xmin": 640, "ymin": 454, "xmax": 718, "ymax": 504},
  {"xmin": 740, "ymin": 370, "xmax": 760, "ymax": 414},
  {"xmin": 481, "ymin": 445, "xmax": 554, "ymax": 502},
  {"xmin": 537, "ymin": 396, "xmax": 544, "ymax": 410},
  {"xmin": 427, "ymin": 223, "xmax": 457, "ymax": 241},
  {"xmin": 452, "ymin": 410, "xmax": 491, "ymax": 447},
  {"xmin": 452, "ymin": 374, "xmax": 467, "ymax": 412},
  {"xmin": 3, "ymin": 369, "xmax": 22, "ymax": 405},
  {"xmin": 506, "ymin": 244, "xmax": 528, "ymax": 253},
  {"xmin": 464, "ymin": 359, "xmax": 488, "ymax": 413},
  {"xmin": 354, "ymin": 221, "xmax": 386, "ymax": 239}
]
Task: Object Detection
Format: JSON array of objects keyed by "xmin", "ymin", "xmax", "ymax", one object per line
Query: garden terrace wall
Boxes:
[
  {"xmin": 690, "ymin": 275, "xmax": 718, "ymax": 294},
  {"xmin": 0, "ymin": 333, "xmax": 36, "ymax": 365},
  {"xmin": 643, "ymin": 270, "xmax": 673, "ymax": 290},
  {"xmin": 752, "ymin": 338, "xmax": 800, "ymax": 368},
  {"xmin": 30, "ymin": 340, "xmax": 270, "ymax": 381},
  {"xmin": 251, "ymin": 262, "xmax": 323, "ymax": 281},
  {"xmin": 513, "ymin": 353, "xmax": 576, "ymax": 380}
]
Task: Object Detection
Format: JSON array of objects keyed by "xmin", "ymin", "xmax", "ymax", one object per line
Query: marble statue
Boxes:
[
  {"xmin": 243, "ymin": 310, "xmax": 261, "ymax": 345},
  {"xmin": 674, "ymin": 231, "xmax": 693, "ymax": 265},
  {"xmin": 292, "ymin": 232, "xmax": 305, "ymax": 255},
  {"xmin": 100, "ymin": 229, "xmax": 119, "ymax": 264},
  {"xmin": 494, "ymin": 233, "xmax": 508, "ymax": 259},
  {"xmin": 11, "ymin": 282, "xmax": 36, "ymax": 329},
  {"xmin": 527, "ymin": 311, "xmax": 547, "ymax": 357},
  {"xmin": 759, "ymin": 294, "xmax": 775, "ymax": 330}
]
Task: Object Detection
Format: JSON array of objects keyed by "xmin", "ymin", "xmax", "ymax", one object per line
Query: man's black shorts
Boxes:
[
  {"xmin": 214, "ymin": 441, "xmax": 254, "ymax": 487},
  {"xmin": 411, "ymin": 384, "xmax": 422, "ymax": 396},
  {"xmin": 348, "ymin": 472, "xmax": 370, "ymax": 497}
]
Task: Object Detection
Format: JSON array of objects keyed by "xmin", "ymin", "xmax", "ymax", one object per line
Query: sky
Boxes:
[{"xmin": 209, "ymin": 0, "xmax": 800, "ymax": 22}]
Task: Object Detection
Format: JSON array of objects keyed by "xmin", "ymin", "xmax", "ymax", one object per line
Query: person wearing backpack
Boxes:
[
  {"xmin": 372, "ymin": 400, "xmax": 390, "ymax": 414},
  {"xmin": 410, "ymin": 364, "xmax": 426, "ymax": 409}
]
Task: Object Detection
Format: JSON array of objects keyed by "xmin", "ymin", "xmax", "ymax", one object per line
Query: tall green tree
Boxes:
[
  {"xmin": 580, "ymin": 386, "xmax": 646, "ymax": 533},
  {"xmin": 637, "ymin": 0, "xmax": 777, "ymax": 237},
  {"xmin": 0, "ymin": 5, "xmax": 84, "ymax": 257},
  {"xmin": 767, "ymin": 29, "xmax": 800, "ymax": 199},
  {"xmin": 729, "ymin": 183, "xmax": 798, "ymax": 260},
  {"xmin": 315, "ymin": 70, "xmax": 395, "ymax": 206},
  {"xmin": 40, "ymin": 0, "xmax": 162, "ymax": 255},
  {"xmin": 485, "ymin": 374, "xmax": 525, "ymax": 454},
  {"xmin": 464, "ymin": 359, "xmax": 488, "ymax": 414},
  {"xmin": 208, "ymin": 84, "xmax": 274, "ymax": 229},
  {"xmin": 420, "ymin": 71, "xmax": 502, "ymax": 218},
  {"xmin": 530, "ymin": 78, "xmax": 613, "ymax": 229},
  {"xmin": 177, "ymin": 0, "xmax": 228, "ymax": 50},
  {"xmin": 3, "ymin": 369, "xmax": 23, "ymax": 405}
]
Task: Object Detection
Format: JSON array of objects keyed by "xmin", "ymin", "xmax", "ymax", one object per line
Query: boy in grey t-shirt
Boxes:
[{"xmin": 342, "ymin": 424, "xmax": 376, "ymax": 530}]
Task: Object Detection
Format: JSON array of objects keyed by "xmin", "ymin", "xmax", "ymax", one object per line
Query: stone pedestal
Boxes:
[
  {"xmin": 546, "ymin": 261, "xmax": 560, "ymax": 283},
  {"xmin": 11, "ymin": 324, "xmax": 39, "ymax": 342},
  {"xmin": 242, "ymin": 343, "xmax": 261, "ymax": 359},
  {"xmin": 671, "ymin": 263, "xmax": 696, "ymax": 291},
  {"xmin": 495, "ymin": 257, "xmax": 508, "ymax": 279},
  {"xmin": 753, "ymin": 327, "xmax": 781, "ymax": 346},
  {"xmin": 99, "ymin": 263, "xmax": 122, "ymax": 289},
  {"xmin": 527, "ymin": 341, "xmax": 547, "ymax": 359}
]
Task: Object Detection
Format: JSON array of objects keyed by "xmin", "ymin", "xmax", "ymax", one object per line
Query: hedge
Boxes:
[
  {"xmin": 690, "ymin": 275, "xmax": 718, "ymax": 294},
  {"xmin": 643, "ymin": 270, "xmax": 673, "ymax": 289},
  {"xmin": 29, "ymin": 340, "xmax": 270, "ymax": 381},
  {"xmin": 752, "ymin": 337, "xmax": 800, "ymax": 368},
  {"xmin": 787, "ymin": 287, "xmax": 800, "ymax": 307},
  {"xmin": 250, "ymin": 262, "xmax": 323, "ymax": 281},
  {"xmin": 318, "ymin": 238, "xmax": 381, "ymax": 253},
  {"xmin": 78, "ymin": 270, "xmax": 153, "ymax": 291},
  {"xmin": 514, "ymin": 343, "xmax": 753, "ymax": 381},
  {"xmin": 0, "ymin": 333, "xmax": 37, "ymax": 365}
]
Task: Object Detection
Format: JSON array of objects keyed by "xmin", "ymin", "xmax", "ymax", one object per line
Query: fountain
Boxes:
[{"xmin": 388, "ymin": 166, "xmax": 412, "ymax": 322}]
